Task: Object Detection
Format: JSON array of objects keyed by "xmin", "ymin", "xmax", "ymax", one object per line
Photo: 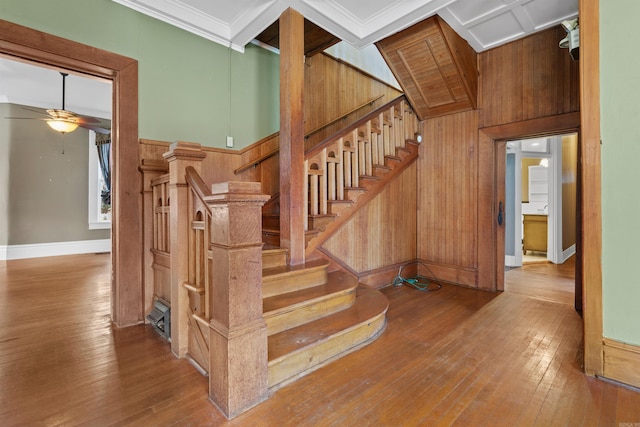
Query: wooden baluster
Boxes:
[
  {"xmin": 343, "ymin": 140, "xmax": 352, "ymax": 188},
  {"xmin": 389, "ymin": 105, "xmax": 396, "ymax": 150},
  {"xmin": 358, "ymin": 129, "xmax": 365, "ymax": 177},
  {"xmin": 310, "ymin": 164, "xmax": 319, "ymax": 216},
  {"xmin": 367, "ymin": 120, "xmax": 378, "ymax": 170},
  {"xmin": 383, "ymin": 115, "xmax": 391, "ymax": 160},
  {"xmin": 398, "ymin": 102, "xmax": 405, "ymax": 147},
  {"xmin": 303, "ymin": 160, "xmax": 309, "ymax": 231},
  {"xmin": 337, "ymin": 138, "xmax": 345, "ymax": 200},
  {"xmin": 328, "ymin": 151, "xmax": 336, "ymax": 201},
  {"xmin": 351, "ymin": 129, "xmax": 359, "ymax": 187},
  {"xmin": 320, "ymin": 150, "xmax": 327, "ymax": 215}
]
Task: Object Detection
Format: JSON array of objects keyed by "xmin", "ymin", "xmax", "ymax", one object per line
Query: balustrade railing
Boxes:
[{"xmin": 303, "ymin": 96, "xmax": 419, "ymax": 229}]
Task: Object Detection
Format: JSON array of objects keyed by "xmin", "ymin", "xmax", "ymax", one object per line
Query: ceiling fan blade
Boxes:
[
  {"xmin": 20, "ymin": 106, "xmax": 50, "ymax": 116},
  {"xmin": 79, "ymin": 123, "xmax": 111, "ymax": 134},
  {"xmin": 4, "ymin": 116, "xmax": 49, "ymax": 121},
  {"xmin": 76, "ymin": 115, "xmax": 101, "ymax": 124}
]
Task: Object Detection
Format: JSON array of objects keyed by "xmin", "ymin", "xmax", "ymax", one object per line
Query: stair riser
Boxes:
[
  {"xmin": 262, "ymin": 250, "xmax": 288, "ymax": 269},
  {"xmin": 265, "ymin": 290, "xmax": 356, "ymax": 336},
  {"xmin": 268, "ymin": 313, "xmax": 386, "ymax": 389},
  {"xmin": 262, "ymin": 232, "xmax": 280, "ymax": 247},
  {"xmin": 327, "ymin": 202, "xmax": 353, "ymax": 215},
  {"xmin": 263, "ymin": 268, "xmax": 328, "ymax": 298},
  {"xmin": 263, "ymin": 217, "xmax": 280, "ymax": 229}
]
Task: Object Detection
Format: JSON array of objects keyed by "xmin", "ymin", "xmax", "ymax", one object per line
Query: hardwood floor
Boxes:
[
  {"xmin": 1, "ymin": 254, "xmax": 639, "ymax": 426},
  {"xmin": 505, "ymin": 256, "xmax": 576, "ymax": 306}
]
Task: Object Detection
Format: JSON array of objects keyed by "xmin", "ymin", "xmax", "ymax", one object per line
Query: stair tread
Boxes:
[
  {"xmin": 263, "ymin": 270, "xmax": 357, "ymax": 314},
  {"xmin": 267, "ymin": 286, "xmax": 388, "ymax": 362},
  {"xmin": 262, "ymin": 258, "xmax": 328, "ymax": 279}
]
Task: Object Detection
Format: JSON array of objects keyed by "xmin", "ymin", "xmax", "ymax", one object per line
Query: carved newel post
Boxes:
[
  {"xmin": 163, "ymin": 142, "xmax": 206, "ymax": 357},
  {"xmin": 206, "ymin": 181, "xmax": 270, "ymax": 418}
]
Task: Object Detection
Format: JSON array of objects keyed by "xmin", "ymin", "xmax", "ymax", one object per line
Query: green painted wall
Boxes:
[
  {"xmin": 0, "ymin": 0, "xmax": 280, "ymax": 149},
  {"xmin": 600, "ymin": 0, "xmax": 640, "ymax": 346}
]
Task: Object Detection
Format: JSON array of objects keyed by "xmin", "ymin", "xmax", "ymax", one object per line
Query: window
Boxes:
[{"xmin": 88, "ymin": 131, "xmax": 111, "ymax": 229}]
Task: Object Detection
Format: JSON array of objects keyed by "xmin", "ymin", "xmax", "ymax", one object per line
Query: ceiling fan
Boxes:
[{"xmin": 5, "ymin": 72, "xmax": 111, "ymax": 134}]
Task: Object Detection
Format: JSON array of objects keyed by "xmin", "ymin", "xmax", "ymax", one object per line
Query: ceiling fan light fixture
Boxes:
[{"xmin": 47, "ymin": 118, "xmax": 79, "ymax": 133}]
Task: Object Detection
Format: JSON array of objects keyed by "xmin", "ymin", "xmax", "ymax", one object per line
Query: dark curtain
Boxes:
[{"xmin": 96, "ymin": 132, "xmax": 111, "ymax": 206}]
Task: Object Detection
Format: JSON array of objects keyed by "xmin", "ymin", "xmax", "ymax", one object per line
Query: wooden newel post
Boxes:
[
  {"xmin": 206, "ymin": 181, "xmax": 270, "ymax": 418},
  {"xmin": 163, "ymin": 142, "xmax": 206, "ymax": 357}
]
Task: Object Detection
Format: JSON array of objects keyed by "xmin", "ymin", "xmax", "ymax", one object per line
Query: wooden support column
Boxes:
[
  {"xmin": 206, "ymin": 182, "xmax": 270, "ymax": 419},
  {"xmin": 163, "ymin": 142, "xmax": 206, "ymax": 357},
  {"xmin": 139, "ymin": 159, "xmax": 169, "ymax": 318},
  {"xmin": 279, "ymin": 8, "xmax": 305, "ymax": 265}
]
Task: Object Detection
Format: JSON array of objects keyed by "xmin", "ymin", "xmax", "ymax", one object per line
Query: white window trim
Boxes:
[{"xmin": 88, "ymin": 131, "xmax": 111, "ymax": 230}]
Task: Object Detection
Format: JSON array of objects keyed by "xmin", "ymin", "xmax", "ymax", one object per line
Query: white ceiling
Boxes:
[
  {"xmin": 112, "ymin": 0, "xmax": 578, "ymax": 52},
  {"xmin": 0, "ymin": 0, "xmax": 577, "ymax": 117},
  {"xmin": 0, "ymin": 58, "xmax": 112, "ymax": 120}
]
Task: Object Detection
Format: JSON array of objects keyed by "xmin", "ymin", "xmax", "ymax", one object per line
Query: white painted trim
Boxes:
[
  {"xmin": 562, "ymin": 244, "xmax": 576, "ymax": 263},
  {"xmin": 505, "ymin": 255, "xmax": 517, "ymax": 266},
  {"xmin": 0, "ymin": 239, "xmax": 111, "ymax": 260},
  {"xmin": 547, "ymin": 136, "xmax": 563, "ymax": 264}
]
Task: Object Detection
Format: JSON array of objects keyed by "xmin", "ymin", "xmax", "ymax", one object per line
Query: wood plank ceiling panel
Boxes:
[
  {"xmin": 255, "ymin": 19, "xmax": 341, "ymax": 56},
  {"xmin": 376, "ymin": 16, "xmax": 478, "ymax": 120}
]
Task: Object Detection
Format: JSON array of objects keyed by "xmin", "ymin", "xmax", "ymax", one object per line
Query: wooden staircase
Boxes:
[
  {"xmin": 262, "ymin": 96, "xmax": 420, "ymax": 255},
  {"xmin": 146, "ymin": 95, "xmax": 418, "ymax": 418},
  {"xmin": 261, "ymin": 248, "xmax": 388, "ymax": 389}
]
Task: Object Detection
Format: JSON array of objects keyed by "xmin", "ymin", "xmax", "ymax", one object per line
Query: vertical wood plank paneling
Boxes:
[
  {"xmin": 479, "ymin": 27, "xmax": 579, "ymax": 129},
  {"xmin": 304, "ymin": 53, "xmax": 402, "ymax": 142},
  {"xmin": 321, "ymin": 164, "xmax": 417, "ymax": 276},
  {"xmin": 418, "ymin": 110, "xmax": 479, "ymax": 286}
]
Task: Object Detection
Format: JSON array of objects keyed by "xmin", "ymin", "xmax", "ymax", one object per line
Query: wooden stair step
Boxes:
[
  {"xmin": 344, "ymin": 187, "xmax": 366, "ymax": 201},
  {"xmin": 267, "ymin": 286, "xmax": 388, "ymax": 389},
  {"xmin": 262, "ymin": 213, "xmax": 280, "ymax": 229},
  {"xmin": 327, "ymin": 199, "xmax": 353, "ymax": 215},
  {"xmin": 308, "ymin": 214, "xmax": 336, "ymax": 231},
  {"xmin": 262, "ymin": 247, "xmax": 288, "ymax": 269},
  {"xmin": 373, "ymin": 164, "xmax": 391, "ymax": 178},
  {"xmin": 263, "ymin": 270, "xmax": 358, "ymax": 336},
  {"xmin": 262, "ymin": 259, "xmax": 329, "ymax": 298},
  {"xmin": 262, "ymin": 228, "xmax": 320, "ymax": 247}
]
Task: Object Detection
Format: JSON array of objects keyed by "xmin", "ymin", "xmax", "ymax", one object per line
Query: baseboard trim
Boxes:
[
  {"xmin": 562, "ymin": 244, "xmax": 576, "ymax": 263},
  {"xmin": 0, "ymin": 239, "xmax": 111, "ymax": 260},
  {"xmin": 603, "ymin": 338, "xmax": 640, "ymax": 389}
]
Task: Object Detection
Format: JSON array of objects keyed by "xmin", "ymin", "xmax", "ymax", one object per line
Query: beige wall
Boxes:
[
  {"xmin": 561, "ymin": 134, "xmax": 577, "ymax": 251},
  {"xmin": 2, "ymin": 103, "xmax": 110, "ymax": 245}
]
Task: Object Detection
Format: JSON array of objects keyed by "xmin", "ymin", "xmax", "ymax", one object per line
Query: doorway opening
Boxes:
[
  {"xmin": 0, "ymin": 19, "xmax": 142, "ymax": 326},
  {"xmin": 503, "ymin": 132, "xmax": 578, "ymax": 306}
]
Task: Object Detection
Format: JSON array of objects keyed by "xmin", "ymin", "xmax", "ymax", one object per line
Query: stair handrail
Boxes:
[
  {"xmin": 305, "ymin": 94, "xmax": 409, "ymax": 159},
  {"xmin": 234, "ymin": 94, "xmax": 389, "ymax": 175},
  {"xmin": 304, "ymin": 94, "xmax": 385, "ymax": 140}
]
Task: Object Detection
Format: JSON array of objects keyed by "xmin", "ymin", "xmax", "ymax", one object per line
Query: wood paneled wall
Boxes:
[
  {"xmin": 321, "ymin": 164, "xmax": 417, "ymax": 286},
  {"xmin": 418, "ymin": 110, "xmax": 479, "ymax": 287},
  {"xmin": 479, "ymin": 27, "xmax": 579, "ymax": 129},
  {"xmin": 304, "ymin": 53, "xmax": 402, "ymax": 137},
  {"xmin": 416, "ymin": 26, "xmax": 579, "ymax": 290}
]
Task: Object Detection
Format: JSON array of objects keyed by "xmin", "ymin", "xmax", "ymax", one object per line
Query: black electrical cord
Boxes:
[{"xmin": 392, "ymin": 261, "xmax": 443, "ymax": 292}]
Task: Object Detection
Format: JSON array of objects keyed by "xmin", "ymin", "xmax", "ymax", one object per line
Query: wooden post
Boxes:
[
  {"xmin": 206, "ymin": 181, "xmax": 270, "ymax": 419},
  {"xmin": 279, "ymin": 8, "xmax": 305, "ymax": 265},
  {"xmin": 139, "ymin": 159, "xmax": 168, "ymax": 318},
  {"xmin": 163, "ymin": 142, "xmax": 206, "ymax": 357}
]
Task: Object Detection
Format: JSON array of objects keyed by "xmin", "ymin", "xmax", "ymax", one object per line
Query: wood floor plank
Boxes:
[{"xmin": 2, "ymin": 254, "xmax": 640, "ymax": 425}]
